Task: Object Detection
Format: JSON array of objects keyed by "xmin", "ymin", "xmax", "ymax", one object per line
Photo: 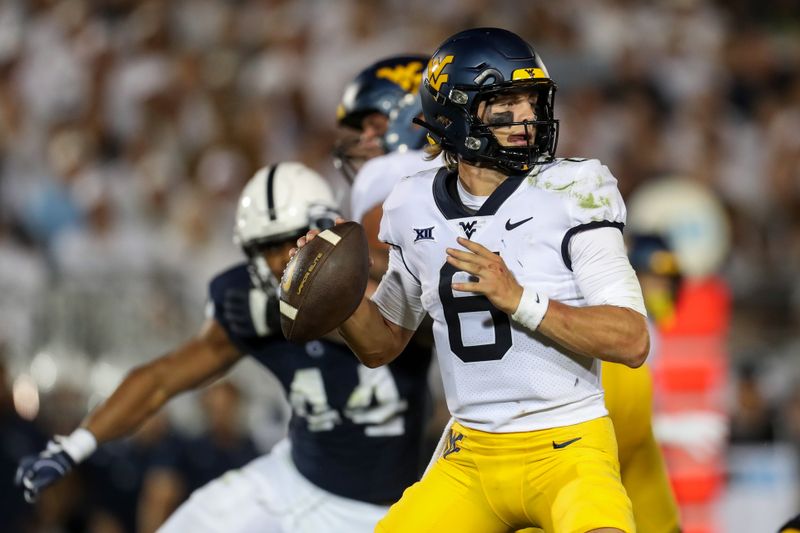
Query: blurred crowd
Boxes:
[{"xmin": 0, "ymin": 0, "xmax": 799, "ymax": 531}]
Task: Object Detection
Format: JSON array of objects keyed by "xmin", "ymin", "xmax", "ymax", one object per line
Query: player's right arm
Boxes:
[
  {"xmin": 293, "ymin": 229, "xmax": 419, "ymax": 368},
  {"xmin": 338, "ymin": 296, "xmax": 415, "ymax": 368},
  {"xmin": 83, "ymin": 318, "xmax": 242, "ymax": 443},
  {"xmin": 15, "ymin": 318, "xmax": 243, "ymax": 503}
]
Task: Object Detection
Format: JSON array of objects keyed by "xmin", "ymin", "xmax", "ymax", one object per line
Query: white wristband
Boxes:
[
  {"xmin": 58, "ymin": 428, "xmax": 98, "ymax": 464},
  {"xmin": 511, "ymin": 288, "xmax": 550, "ymax": 332}
]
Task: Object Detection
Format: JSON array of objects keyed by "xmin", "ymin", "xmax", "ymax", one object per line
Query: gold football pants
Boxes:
[{"xmin": 376, "ymin": 416, "xmax": 634, "ymax": 533}]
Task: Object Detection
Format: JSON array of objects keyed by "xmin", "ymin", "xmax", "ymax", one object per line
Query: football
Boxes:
[{"xmin": 279, "ymin": 221, "xmax": 370, "ymax": 342}]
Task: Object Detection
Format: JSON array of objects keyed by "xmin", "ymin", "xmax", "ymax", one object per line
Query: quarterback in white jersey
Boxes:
[
  {"xmin": 297, "ymin": 28, "xmax": 648, "ymax": 532},
  {"xmin": 374, "ymin": 157, "xmax": 645, "ymax": 433}
]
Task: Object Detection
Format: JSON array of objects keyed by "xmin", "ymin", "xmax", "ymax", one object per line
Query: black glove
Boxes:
[
  {"xmin": 15, "ymin": 439, "xmax": 76, "ymax": 503},
  {"xmin": 223, "ymin": 288, "xmax": 279, "ymax": 338}
]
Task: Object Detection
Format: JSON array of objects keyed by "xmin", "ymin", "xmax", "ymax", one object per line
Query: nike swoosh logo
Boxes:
[
  {"xmin": 505, "ymin": 217, "xmax": 533, "ymax": 231},
  {"xmin": 552, "ymin": 437, "xmax": 582, "ymax": 449}
]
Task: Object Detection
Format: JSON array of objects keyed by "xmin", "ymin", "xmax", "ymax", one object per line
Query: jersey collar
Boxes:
[{"xmin": 432, "ymin": 167, "xmax": 525, "ymax": 220}]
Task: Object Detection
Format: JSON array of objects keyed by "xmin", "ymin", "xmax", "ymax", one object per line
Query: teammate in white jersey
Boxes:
[
  {"xmin": 350, "ymin": 93, "xmax": 442, "ymax": 284},
  {"xmin": 296, "ymin": 28, "xmax": 648, "ymax": 532}
]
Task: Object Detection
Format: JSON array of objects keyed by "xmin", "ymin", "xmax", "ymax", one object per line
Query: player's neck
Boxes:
[{"xmin": 457, "ymin": 160, "xmax": 507, "ymax": 197}]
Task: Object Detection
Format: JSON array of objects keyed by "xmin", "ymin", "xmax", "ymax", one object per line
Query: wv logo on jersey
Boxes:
[
  {"xmin": 413, "ymin": 226, "xmax": 434, "ymax": 242},
  {"xmin": 459, "ymin": 220, "xmax": 478, "ymax": 239},
  {"xmin": 442, "ymin": 429, "xmax": 464, "ymax": 459}
]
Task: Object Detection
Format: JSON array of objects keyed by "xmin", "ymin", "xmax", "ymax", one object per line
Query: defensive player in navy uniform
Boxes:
[
  {"xmin": 16, "ymin": 162, "xmax": 432, "ymax": 533},
  {"xmin": 297, "ymin": 28, "xmax": 648, "ymax": 532}
]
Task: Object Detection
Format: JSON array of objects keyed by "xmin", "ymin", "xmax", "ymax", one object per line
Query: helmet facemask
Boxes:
[
  {"xmin": 332, "ymin": 135, "xmax": 365, "ymax": 184},
  {"xmin": 464, "ymin": 80, "xmax": 559, "ymax": 173},
  {"xmin": 243, "ymin": 242, "xmax": 285, "ymax": 296},
  {"xmin": 332, "ymin": 113, "xmax": 390, "ymax": 183}
]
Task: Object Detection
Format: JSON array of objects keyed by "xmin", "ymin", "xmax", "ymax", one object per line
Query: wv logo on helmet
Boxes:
[
  {"xmin": 427, "ymin": 55, "xmax": 454, "ymax": 92},
  {"xmin": 377, "ymin": 61, "xmax": 425, "ymax": 93}
]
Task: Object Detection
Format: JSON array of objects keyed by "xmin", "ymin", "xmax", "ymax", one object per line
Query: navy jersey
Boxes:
[{"xmin": 208, "ymin": 264, "xmax": 432, "ymax": 503}]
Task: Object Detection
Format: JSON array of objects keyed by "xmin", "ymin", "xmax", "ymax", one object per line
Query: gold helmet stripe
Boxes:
[{"xmin": 511, "ymin": 67, "xmax": 547, "ymax": 80}]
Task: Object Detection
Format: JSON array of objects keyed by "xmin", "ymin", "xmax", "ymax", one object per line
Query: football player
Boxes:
[
  {"xmin": 603, "ymin": 234, "xmax": 681, "ymax": 533},
  {"xmin": 352, "ymin": 83, "xmax": 683, "ymax": 533},
  {"xmin": 16, "ymin": 163, "xmax": 432, "ymax": 533},
  {"xmin": 333, "ymin": 54, "xmax": 428, "ymax": 184},
  {"xmin": 358, "ymin": 126, "xmax": 683, "ymax": 533},
  {"xmin": 296, "ymin": 28, "xmax": 648, "ymax": 532}
]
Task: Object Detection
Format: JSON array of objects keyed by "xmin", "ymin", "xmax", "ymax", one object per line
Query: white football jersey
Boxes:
[
  {"xmin": 376, "ymin": 158, "xmax": 630, "ymax": 433},
  {"xmin": 350, "ymin": 149, "xmax": 442, "ymax": 223}
]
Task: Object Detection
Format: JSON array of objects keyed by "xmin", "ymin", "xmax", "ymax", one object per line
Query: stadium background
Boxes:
[{"xmin": 0, "ymin": 0, "xmax": 798, "ymax": 532}]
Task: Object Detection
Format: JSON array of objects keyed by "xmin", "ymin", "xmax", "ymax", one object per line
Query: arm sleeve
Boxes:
[
  {"xmin": 370, "ymin": 246, "xmax": 426, "ymax": 330},
  {"xmin": 570, "ymin": 227, "xmax": 647, "ymax": 316}
]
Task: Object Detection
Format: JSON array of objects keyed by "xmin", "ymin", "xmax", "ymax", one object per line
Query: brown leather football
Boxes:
[{"xmin": 279, "ymin": 222, "xmax": 370, "ymax": 342}]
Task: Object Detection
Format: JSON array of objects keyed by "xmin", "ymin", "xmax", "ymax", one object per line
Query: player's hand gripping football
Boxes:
[
  {"xmin": 289, "ymin": 217, "xmax": 346, "ymax": 258},
  {"xmin": 289, "ymin": 218, "xmax": 373, "ymax": 269},
  {"xmin": 15, "ymin": 438, "xmax": 77, "ymax": 503},
  {"xmin": 446, "ymin": 237, "xmax": 523, "ymax": 316}
]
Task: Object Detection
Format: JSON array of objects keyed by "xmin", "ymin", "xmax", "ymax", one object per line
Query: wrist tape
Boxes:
[
  {"xmin": 511, "ymin": 288, "xmax": 550, "ymax": 332},
  {"xmin": 58, "ymin": 428, "xmax": 97, "ymax": 463}
]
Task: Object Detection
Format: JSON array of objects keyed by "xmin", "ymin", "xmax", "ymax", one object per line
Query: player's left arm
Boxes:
[{"xmin": 447, "ymin": 231, "xmax": 649, "ymax": 368}]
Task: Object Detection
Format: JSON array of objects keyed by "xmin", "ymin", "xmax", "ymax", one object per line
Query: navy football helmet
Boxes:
[
  {"xmin": 627, "ymin": 232, "xmax": 682, "ymax": 326},
  {"xmin": 418, "ymin": 28, "xmax": 559, "ymax": 172},
  {"xmin": 628, "ymin": 233, "xmax": 681, "ymax": 279},
  {"xmin": 234, "ymin": 162, "xmax": 338, "ymax": 292},
  {"xmin": 337, "ymin": 54, "xmax": 428, "ymax": 130},
  {"xmin": 334, "ymin": 54, "xmax": 428, "ymax": 181}
]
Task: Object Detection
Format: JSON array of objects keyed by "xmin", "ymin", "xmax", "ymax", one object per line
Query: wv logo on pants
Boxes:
[{"xmin": 442, "ymin": 429, "xmax": 464, "ymax": 458}]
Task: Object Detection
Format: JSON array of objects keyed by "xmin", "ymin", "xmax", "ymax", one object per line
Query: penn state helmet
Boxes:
[
  {"xmin": 234, "ymin": 162, "xmax": 338, "ymax": 290},
  {"xmin": 418, "ymin": 28, "xmax": 559, "ymax": 172}
]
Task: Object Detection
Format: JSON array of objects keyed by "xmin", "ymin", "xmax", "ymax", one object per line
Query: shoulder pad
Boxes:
[
  {"xmin": 529, "ymin": 158, "xmax": 626, "ymax": 226},
  {"xmin": 208, "ymin": 263, "xmax": 251, "ymax": 306}
]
